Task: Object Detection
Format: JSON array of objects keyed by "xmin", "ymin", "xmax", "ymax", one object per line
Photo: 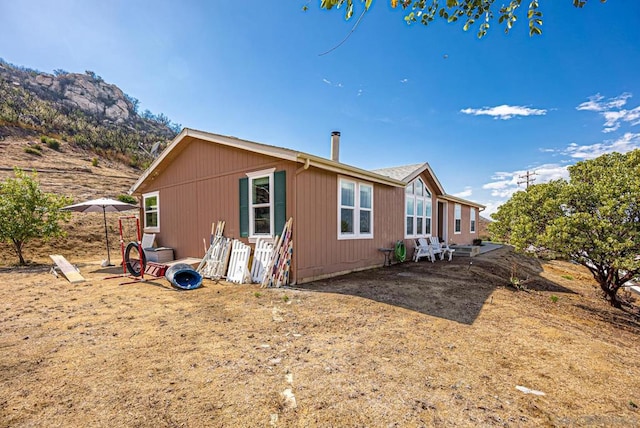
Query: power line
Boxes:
[{"xmin": 517, "ymin": 170, "xmax": 537, "ymax": 188}]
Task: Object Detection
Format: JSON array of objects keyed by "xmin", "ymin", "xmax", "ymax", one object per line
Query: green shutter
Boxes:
[
  {"xmin": 239, "ymin": 177, "xmax": 249, "ymax": 238},
  {"xmin": 274, "ymin": 170, "xmax": 286, "ymax": 235}
]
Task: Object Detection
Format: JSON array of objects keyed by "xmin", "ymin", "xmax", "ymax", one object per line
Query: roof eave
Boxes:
[
  {"xmin": 129, "ymin": 128, "xmax": 300, "ymax": 194},
  {"xmin": 402, "ymin": 162, "xmax": 446, "ymax": 195},
  {"xmin": 439, "ymin": 194, "xmax": 486, "ymax": 210},
  {"xmin": 299, "ymin": 154, "xmax": 405, "ymax": 187}
]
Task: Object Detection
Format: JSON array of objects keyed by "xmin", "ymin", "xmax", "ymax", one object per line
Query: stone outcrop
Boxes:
[{"xmin": 1, "ymin": 65, "xmax": 134, "ymax": 124}]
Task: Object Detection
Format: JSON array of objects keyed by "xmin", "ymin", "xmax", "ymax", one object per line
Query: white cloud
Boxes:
[
  {"xmin": 577, "ymin": 93, "xmax": 640, "ymax": 133},
  {"xmin": 322, "ymin": 78, "xmax": 331, "ymax": 85},
  {"xmin": 400, "ymin": 78, "xmax": 408, "ymax": 84},
  {"xmin": 452, "ymin": 186, "xmax": 472, "ymax": 198},
  {"xmin": 460, "ymin": 104, "xmax": 547, "ymax": 120},
  {"xmin": 480, "ymin": 201, "xmax": 504, "ymax": 218},
  {"xmin": 480, "ymin": 131, "xmax": 640, "ymax": 219},
  {"xmin": 562, "ymin": 133, "xmax": 640, "ymax": 159},
  {"xmin": 357, "ymin": 89, "xmax": 363, "ymax": 97},
  {"xmin": 482, "ymin": 164, "xmax": 569, "ymax": 199},
  {"xmin": 576, "ymin": 93, "xmax": 631, "ymax": 112},
  {"xmin": 602, "ymin": 107, "xmax": 640, "ymax": 133}
]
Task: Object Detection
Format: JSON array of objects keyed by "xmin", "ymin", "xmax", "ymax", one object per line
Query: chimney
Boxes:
[{"xmin": 330, "ymin": 131, "xmax": 340, "ymax": 162}]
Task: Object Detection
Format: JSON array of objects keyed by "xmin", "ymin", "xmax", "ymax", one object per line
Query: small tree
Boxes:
[
  {"xmin": 490, "ymin": 179, "xmax": 566, "ymax": 252},
  {"xmin": 490, "ymin": 150, "xmax": 640, "ymax": 308},
  {"xmin": 0, "ymin": 168, "xmax": 72, "ymax": 264}
]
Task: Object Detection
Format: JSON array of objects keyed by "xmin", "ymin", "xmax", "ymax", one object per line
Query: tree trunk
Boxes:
[
  {"xmin": 12, "ymin": 239, "xmax": 25, "ymax": 265},
  {"xmin": 599, "ymin": 280, "xmax": 622, "ymax": 309}
]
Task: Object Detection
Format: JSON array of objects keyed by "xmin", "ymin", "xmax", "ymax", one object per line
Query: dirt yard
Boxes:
[
  {"xmin": 1, "ymin": 135, "xmax": 640, "ymax": 426},
  {"xmin": 1, "ymin": 247, "xmax": 639, "ymax": 427}
]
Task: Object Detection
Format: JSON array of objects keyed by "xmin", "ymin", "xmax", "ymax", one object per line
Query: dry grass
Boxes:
[
  {"xmin": 1, "ymin": 250, "xmax": 639, "ymax": 427},
  {"xmin": 1, "ymin": 135, "xmax": 640, "ymax": 427}
]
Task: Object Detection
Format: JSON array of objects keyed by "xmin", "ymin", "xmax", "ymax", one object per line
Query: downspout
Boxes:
[
  {"xmin": 293, "ymin": 155, "xmax": 311, "ymax": 284},
  {"xmin": 296, "ymin": 156, "xmax": 310, "ymax": 175}
]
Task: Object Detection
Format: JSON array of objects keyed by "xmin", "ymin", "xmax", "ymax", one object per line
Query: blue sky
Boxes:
[{"xmin": 1, "ymin": 1, "xmax": 639, "ymax": 216}]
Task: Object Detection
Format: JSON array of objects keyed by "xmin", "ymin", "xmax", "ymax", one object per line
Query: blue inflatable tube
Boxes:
[{"xmin": 164, "ymin": 263, "xmax": 203, "ymax": 290}]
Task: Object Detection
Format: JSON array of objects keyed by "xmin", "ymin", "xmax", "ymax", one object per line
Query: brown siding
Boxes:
[
  {"xmin": 136, "ymin": 136, "xmax": 407, "ymax": 283},
  {"xmin": 447, "ymin": 201, "xmax": 478, "ymax": 245},
  {"xmin": 294, "ymin": 168, "xmax": 404, "ymax": 282},
  {"xmin": 139, "ymin": 138, "xmax": 296, "ymax": 260}
]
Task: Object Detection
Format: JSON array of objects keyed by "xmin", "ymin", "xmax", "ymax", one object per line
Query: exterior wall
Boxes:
[
  {"xmin": 136, "ymin": 136, "xmax": 406, "ymax": 284},
  {"xmin": 136, "ymin": 137, "xmax": 297, "ymax": 261},
  {"xmin": 446, "ymin": 201, "xmax": 478, "ymax": 245},
  {"xmin": 294, "ymin": 167, "xmax": 404, "ymax": 283},
  {"xmin": 401, "ymin": 172, "xmax": 440, "ymax": 258}
]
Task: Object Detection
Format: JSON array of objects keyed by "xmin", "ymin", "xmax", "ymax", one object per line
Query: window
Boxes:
[
  {"xmin": 454, "ymin": 203, "xmax": 461, "ymax": 234},
  {"xmin": 247, "ymin": 168, "xmax": 275, "ymax": 238},
  {"xmin": 239, "ymin": 169, "xmax": 286, "ymax": 239},
  {"xmin": 143, "ymin": 191, "xmax": 160, "ymax": 232},
  {"xmin": 405, "ymin": 178, "xmax": 432, "ymax": 238},
  {"xmin": 339, "ymin": 178, "xmax": 373, "ymax": 239},
  {"xmin": 470, "ymin": 207, "xmax": 476, "ymax": 233}
]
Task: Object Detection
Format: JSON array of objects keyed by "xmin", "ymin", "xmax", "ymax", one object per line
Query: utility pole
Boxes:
[{"xmin": 518, "ymin": 170, "xmax": 537, "ymax": 189}]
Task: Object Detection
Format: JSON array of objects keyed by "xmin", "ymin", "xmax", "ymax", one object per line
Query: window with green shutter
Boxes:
[{"xmin": 240, "ymin": 168, "xmax": 285, "ymax": 239}]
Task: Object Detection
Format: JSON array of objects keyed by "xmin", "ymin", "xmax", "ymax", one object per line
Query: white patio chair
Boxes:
[
  {"xmin": 427, "ymin": 236, "xmax": 455, "ymax": 261},
  {"xmin": 413, "ymin": 238, "xmax": 436, "ymax": 262}
]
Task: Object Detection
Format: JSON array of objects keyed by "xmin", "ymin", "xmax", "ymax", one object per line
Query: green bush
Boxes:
[
  {"xmin": 472, "ymin": 238, "xmax": 482, "ymax": 246},
  {"xmin": 24, "ymin": 147, "xmax": 42, "ymax": 156},
  {"xmin": 117, "ymin": 194, "xmax": 137, "ymax": 204},
  {"xmin": 47, "ymin": 139, "xmax": 60, "ymax": 151},
  {"xmin": 91, "ymin": 157, "xmax": 98, "ymax": 167}
]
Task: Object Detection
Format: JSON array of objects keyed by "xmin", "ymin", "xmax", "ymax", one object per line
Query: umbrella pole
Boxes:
[{"xmin": 103, "ymin": 207, "xmax": 113, "ymax": 266}]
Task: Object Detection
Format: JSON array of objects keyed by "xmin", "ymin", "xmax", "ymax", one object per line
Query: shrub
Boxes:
[
  {"xmin": 117, "ymin": 194, "xmax": 137, "ymax": 204},
  {"xmin": 24, "ymin": 147, "xmax": 42, "ymax": 156},
  {"xmin": 91, "ymin": 157, "xmax": 98, "ymax": 167},
  {"xmin": 46, "ymin": 139, "xmax": 60, "ymax": 151},
  {"xmin": 472, "ymin": 238, "xmax": 482, "ymax": 246}
]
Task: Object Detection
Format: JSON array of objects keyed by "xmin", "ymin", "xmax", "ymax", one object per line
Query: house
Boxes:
[{"xmin": 129, "ymin": 128, "xmax": 484, "ymax": 284}]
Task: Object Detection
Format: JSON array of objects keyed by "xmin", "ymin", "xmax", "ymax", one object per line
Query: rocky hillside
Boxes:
[{"xmin": 0, "ymin": 59, "xmax": 178, "ymax": 167}]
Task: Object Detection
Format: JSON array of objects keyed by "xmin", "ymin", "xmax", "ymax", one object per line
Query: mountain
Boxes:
[{"xmin": 0, "ymin": 59, "xmax": 178, "ymax": 167}]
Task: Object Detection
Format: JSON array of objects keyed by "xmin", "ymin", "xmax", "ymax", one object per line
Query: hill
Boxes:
[
  {"xmin": 0, "ymin": 58, "xmax": 178, "ymax": 168},
  {"xmin": 0, "ymin": 59, "xmax": 182, "ymax": 264},
  {"xmin": 0, "ymin": 135, "xmax": 139, "ymax": 265}
]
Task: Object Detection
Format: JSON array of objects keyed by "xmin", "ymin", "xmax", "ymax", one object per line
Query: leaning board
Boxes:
[{"xmin": 50, "ymin": 255, "xmax": 85, "ymax": 284}]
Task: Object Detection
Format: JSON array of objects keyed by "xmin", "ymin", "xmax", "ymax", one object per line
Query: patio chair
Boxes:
[
  {"xmin": 427, "ymin": 236, "xmax": 455, "ymax": 261},
  {"xmin": 413, "ymin": 237, "xmax": 436, "ymax": 262},
  {"xmin": 141, "ymin": 233, "xmax": 156, "ymax": 251}
]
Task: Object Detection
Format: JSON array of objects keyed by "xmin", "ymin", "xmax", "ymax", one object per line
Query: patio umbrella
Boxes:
[{"xmin": 61, "ymin": 197, "xmax": 138, "ymax": 266}]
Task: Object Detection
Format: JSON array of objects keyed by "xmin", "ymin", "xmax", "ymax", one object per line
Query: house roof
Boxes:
[
  {"xmin": 370, "ymin": 164, "xmax": 425, "ymax": 181},
  {"xmin": 439, "ymin": 194, "xmax": 486, "ymax": 210},
  {"xmin": 130, "ymin": 128, "xmax": 485, "ymax": 210},
  {"xmin": 129, "ymin": 128, "xmax": 406, "ymax": 194},
  {"xmin": 371, "ymin": 163, "xmax": 446, "ymax": 195},
  {"xmin": 372, "ymin": 163, "xmax": 485, "ymax": 210}
]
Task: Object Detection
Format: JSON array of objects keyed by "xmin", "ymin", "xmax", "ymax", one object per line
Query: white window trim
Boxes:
[
  {"xmin": 246, "ymin": 168, "xmax": 275, "ymax": 239},
  {"xmin": 470, "ymin": 207, "xmax": 476, "ymax": 234},
  {"xmin": 454, "ymin": 203, "xmax": 462, "ymax": 234},
  {"xmin": 143, "ymin": 191, "xmax": 160, "ymax": 233},
  {"xmin": 404, "ymin": 178, "xmax": 432, "ymax": 239},
  {"xmin": 337, "ymin": 177, "xmax": 374, "ymax": 240}
]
